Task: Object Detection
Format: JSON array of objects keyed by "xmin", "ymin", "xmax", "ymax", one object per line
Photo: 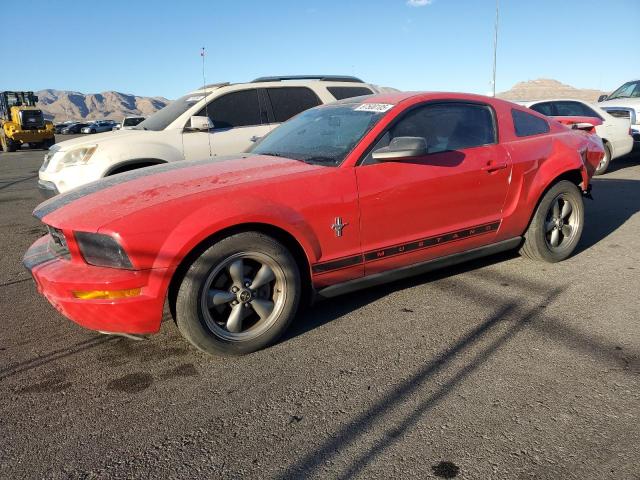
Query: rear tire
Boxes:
[
  {"xmin": 594, "ymin": 142, "xmax": 611, "ymax": 176},
  {"xmin": 175, "ymin": 232, "xmax": 301, "ymax": 356},
  {"xmin": 520, "ymin": 180, "xmax": 584, "ymax": 263},
  {"xmin": 42, "ymin": 137, "xmax": 55, "ymax": 149}
]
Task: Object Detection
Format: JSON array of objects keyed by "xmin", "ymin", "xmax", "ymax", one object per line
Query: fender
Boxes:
[
  {"xmin": 155, "ymin": 197, "xmax": 323, "ymax": 273},
  {"xmin": 500, "ymin": 134, "xmax": 589, "ymax": 238}
]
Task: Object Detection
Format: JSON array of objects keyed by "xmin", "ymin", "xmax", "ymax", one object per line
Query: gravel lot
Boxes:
[{"xmin": 1, "ymin": 137, "xmax": 638, "ymax": 479}]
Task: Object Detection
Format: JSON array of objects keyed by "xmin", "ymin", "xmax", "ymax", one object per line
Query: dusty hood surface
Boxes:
[{"xmin": 34, "ymin": 154, "xmax": 322, "ymax": 231}]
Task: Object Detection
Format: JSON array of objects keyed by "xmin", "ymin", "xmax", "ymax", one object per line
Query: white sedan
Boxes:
[{"xmin": 522, "ymin": 99, "xmax": 633, "ymax": 175}]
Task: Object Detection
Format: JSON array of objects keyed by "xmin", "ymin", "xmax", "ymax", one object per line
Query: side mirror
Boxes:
[
  {"xmin": 371, "ymin": 136, "xmax": 428, "ymax": 161},
  {"xmin": 597, "ymin": 95, "xmax": 608, "ymax": 102},
  {"xmin": 33, "ymin": 95, "xmax": 39, "ymax": 102},
  {"xmin": 186, "ymin": 115, "xmax": 214, "ymax": 132}
]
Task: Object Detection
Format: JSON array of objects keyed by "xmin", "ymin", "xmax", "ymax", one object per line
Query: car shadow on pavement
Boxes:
[
  {"xmin": 278, "ymin": 284, "xmax": 567, "ymax": 479},
  {"xmin": 577, "ymin": 178, "xmax": 640, "ymax": 253},
  {"xmin": 603, "ymin": 151, "xmax": 638, "ymax": 175}
]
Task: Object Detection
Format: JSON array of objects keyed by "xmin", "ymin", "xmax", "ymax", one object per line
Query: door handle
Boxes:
[{"xmin": 481, "ymin": 161, "xmax": 508, "ymax": 173}]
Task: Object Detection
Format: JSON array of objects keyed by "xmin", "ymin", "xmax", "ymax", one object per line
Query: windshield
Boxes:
[
  {"xmin": 608, "ymin": 81, "xmax": 640, "ymax": 100},
  {"xmin": 251, "ymin": 103, "xmax": 387, "ymax": 166},
  {"xmin": 123, "ymin": 117, "xmax": 144, "ymax": 126},
  {"xmin": 136, "ymin": 93, "xmax": 204, "ymax": 131}
]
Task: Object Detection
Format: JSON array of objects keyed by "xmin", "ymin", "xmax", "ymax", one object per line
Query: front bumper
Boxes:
[
  {"xmin": 37, "ymin": 179, "xmax": 59, "ymax": 199},
  {"xmin": 23, "ymin": 236, "xmax": 168, "ymax": 334}
]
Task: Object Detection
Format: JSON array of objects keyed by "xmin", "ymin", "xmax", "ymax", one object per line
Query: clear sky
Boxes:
[{"xmin": 3, "ymin": 0, "xmax": 638, "ymax": 99}]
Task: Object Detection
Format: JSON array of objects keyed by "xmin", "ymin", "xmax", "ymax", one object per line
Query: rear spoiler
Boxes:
[{"xmin": 551, "ymin": 115, "xmax": 603, "ymax": 134}]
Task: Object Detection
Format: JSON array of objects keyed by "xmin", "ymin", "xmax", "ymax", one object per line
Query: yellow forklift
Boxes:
[{"xmin": 0, "ymin": 91, "xmax": 55, "ymax": 152}]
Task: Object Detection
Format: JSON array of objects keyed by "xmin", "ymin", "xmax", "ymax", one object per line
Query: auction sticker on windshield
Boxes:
[{"xmin": 354, "ymin": 103, "xmax": 394, "ymax": 113}]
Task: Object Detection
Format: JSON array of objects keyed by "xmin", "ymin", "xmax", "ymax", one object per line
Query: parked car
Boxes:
[
  {"xmin": 25, "ymin": 92, "xmax": 603, "ymax": 356},
  {"xmin": 61, "ymin": 122, "xmax": 90, "ymax": 134},
  {"xmin": 597, "ymin": 79, "xmax": 640, "ymax": 144},
  {"xmin": 80, "ymin": 121, "xmax": 115, "ymax": 134},
  {"xmin": 112, "ymin": 116, "xmax": 145, "ymax": 131},
  {"xmin": 54, "ymin": 121, "xmax": 75, "ymax": 134},
  {"xmin": 522, "ymin": 99, "xmax": 633, "ymax": 174},
  {"xmin": 37, "ymin": 75, "xmax": 379, "ymax": 196}
]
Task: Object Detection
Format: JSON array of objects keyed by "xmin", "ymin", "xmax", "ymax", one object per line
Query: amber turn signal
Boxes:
[{"xmin": 72, "ymin": 288, "xmax": 141, "ymax": 300}]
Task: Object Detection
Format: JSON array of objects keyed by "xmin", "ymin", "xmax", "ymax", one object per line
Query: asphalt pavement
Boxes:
[{"xmin": 0, "ymin": 137, "xmax": 638, "ymax": 479}]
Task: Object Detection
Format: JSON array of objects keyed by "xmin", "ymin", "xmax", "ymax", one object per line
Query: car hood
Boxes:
[
  {"xmin": 34, "ymin": 154, "xmax": 323, "ymax": 231},
  {"xmin": 52, "ymin": 128, "xmax": 156, "ymax": 151},
  {"xmin": 598, "ymin": 97, "xmax": 640, "ymax": 109}
]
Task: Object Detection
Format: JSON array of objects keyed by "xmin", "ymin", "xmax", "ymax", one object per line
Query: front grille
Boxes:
[
  {"xmin": 19, "ymin": 110, "xmax": 45, "ymax": 130},
  {"xmin": 47, "ymin": 226, "xmax": 70, "ymax": 259}
]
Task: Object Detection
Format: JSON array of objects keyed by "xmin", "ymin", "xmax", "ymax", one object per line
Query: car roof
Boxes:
[
  {"xmin": 522, "ymin": 98, "xmax": 597, "ymax": 106},
  {"xmin": 187, "ymin": 78, "xmax": 377, "ymax": 96},
  {"xmin": 336, "ymin": 91, "xmax": 519, "ymax": 107}
]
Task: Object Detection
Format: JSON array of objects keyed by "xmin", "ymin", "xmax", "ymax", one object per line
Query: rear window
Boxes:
[
  {"xmin": 512, "ymin": 109, "xmax": 550, "ymax": 137},
  {"xmin": 327, "ymin": 86, "xmax": 374, "ymax": 100},
  {"xmin": 529, "ymin": 102, "xmax": 554, "ymax": 116},
  {"xmin": 266, "ymin": 87, "xmax": 321, "ymax": 123}
]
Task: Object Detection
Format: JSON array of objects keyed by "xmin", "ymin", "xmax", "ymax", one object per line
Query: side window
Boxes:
[
  {"xmin": 199, "ymin": 89, "xmax": 261, "ymax": 129},
  {"xmin": 327, "ymin": 86, "xmax": 374, "ymax": 100},
  {"xmin": 265, "ymin": 87, "xmax": 321, "ymax": 123},
  {"xmin": 512, "ymin": 109, "xmax": 550, "ymax": 137},
  {"xmin": 529, "ymin": 102, "xmax": 555, "ymax": 116},
  {"xmin": 362, "ymin": 102, "xmax": 496, "ymax": 164},
  {"xmin": 554, "ymin": 101, "xmax": 600, "ymax": 118}
]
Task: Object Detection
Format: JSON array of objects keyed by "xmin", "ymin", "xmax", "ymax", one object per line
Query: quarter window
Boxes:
[
  {"xmin": 512, "ymin": 109, "xmax": 550, "ymax": 137},
  {"xmin": 265, "ymin": 87, "xmax": 321, "ymax": 123},
  {"xmin": 327, "ymin": 86, "xmax": 374, "ymax": 100},
  {"xmin": 199, "ymin": 89, "xmax": 262, "ymax": 129}
]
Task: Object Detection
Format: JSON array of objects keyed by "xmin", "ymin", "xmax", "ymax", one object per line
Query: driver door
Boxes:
[
  {"xmin": 355, "ymin": 101, "xmax": 512, "ymax": 276},
  {"xmin": 182, "ymin": 88, "xmax": 272, "ymax": 159}
]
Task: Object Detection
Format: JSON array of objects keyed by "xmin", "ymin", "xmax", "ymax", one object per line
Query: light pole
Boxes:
[{"xmin": 492, "ymin": 0, "xmax": 499, "ymax": 97}]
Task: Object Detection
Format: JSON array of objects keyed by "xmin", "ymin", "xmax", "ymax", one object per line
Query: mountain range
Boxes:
[
  {"xmin": 33, "ymin": 79, "xmax": 610, "ymax": 123},
  {"xmin": 497, "ymin": 78, "xmax": 608, "ymax": 103},
  {"xmin": 35, "ymin": 90, "xmax": 170, "ymax": 123}
]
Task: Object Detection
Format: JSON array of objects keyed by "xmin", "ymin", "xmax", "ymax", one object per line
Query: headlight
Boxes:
[
  {"xmin": 52, "ymin": 145, "xmax": 97, "ymax": 173},
  {"xmin": 75, "ymin": 232, "xmax": 133, "ymax": 269}
]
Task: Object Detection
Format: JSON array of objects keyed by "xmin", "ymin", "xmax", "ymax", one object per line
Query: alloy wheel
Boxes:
[
  {"xmin": 544, "ymin": 194, "xmax": 579, "ymax": 251},
  {"xmin": 199, "ymin": 252, "xmax": 287, "ymax": 341}
]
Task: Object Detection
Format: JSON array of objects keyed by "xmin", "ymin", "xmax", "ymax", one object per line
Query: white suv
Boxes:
[
  {"xmin": 38, "ymin": 76, "xmax": 379, "ymax": 197},
  {"xmin": 597, "ymin": 79, "xmax": 640, "ymax": 145}
]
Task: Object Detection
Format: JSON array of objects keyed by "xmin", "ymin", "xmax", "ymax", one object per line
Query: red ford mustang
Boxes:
[{"xmin": 24, "ymin": 92, "xmax": 604, "ymax": 355}]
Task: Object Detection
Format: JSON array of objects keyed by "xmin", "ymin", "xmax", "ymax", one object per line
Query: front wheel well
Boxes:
[
  {"xmin": 166, "ymin": 223, "xmax": 313, "ymax": 321},
  {"xmin": 106, "ymin": 159, "xmax": 166, "ymax": 176}
]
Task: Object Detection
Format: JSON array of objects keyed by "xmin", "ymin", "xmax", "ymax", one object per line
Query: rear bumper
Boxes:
[{"xmin": 24, "ymin": 236, "xmax": 168, "ymax": 334}]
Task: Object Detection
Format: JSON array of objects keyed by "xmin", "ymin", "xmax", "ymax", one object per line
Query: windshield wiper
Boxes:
[
  {"xmin": 303, "ymin": 156, "xmax": 336, "ymax": 165},
  {"xmin": 258, "ymin": 152, "xmax": 288, "ymax": 158}
]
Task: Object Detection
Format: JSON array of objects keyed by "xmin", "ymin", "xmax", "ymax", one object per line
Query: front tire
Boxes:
[
  {"xmin": 175, "ymin": 232, "xmax": 301, "ymax": 356},
  {"xmin": 594, "ymin": 142, "xmax": 611, "ymax": 176},
  {"xmin": 520, "ymin": 180, "xmax": 584, "ymax": 263}
]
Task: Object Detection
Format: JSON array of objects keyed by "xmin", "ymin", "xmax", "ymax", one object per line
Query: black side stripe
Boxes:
[
  {"xmin": 311, "ymin": 254, "xmax": 363, "ymax": 274},
  {"xmin": 312, "ymin": 220, "xmax": 500, "ymax": 275}
]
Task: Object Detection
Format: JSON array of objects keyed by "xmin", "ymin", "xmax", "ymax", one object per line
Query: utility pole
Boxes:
[{"xmin": 492, "ymin": 0, "xmax": 500, "ymax": 97}]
